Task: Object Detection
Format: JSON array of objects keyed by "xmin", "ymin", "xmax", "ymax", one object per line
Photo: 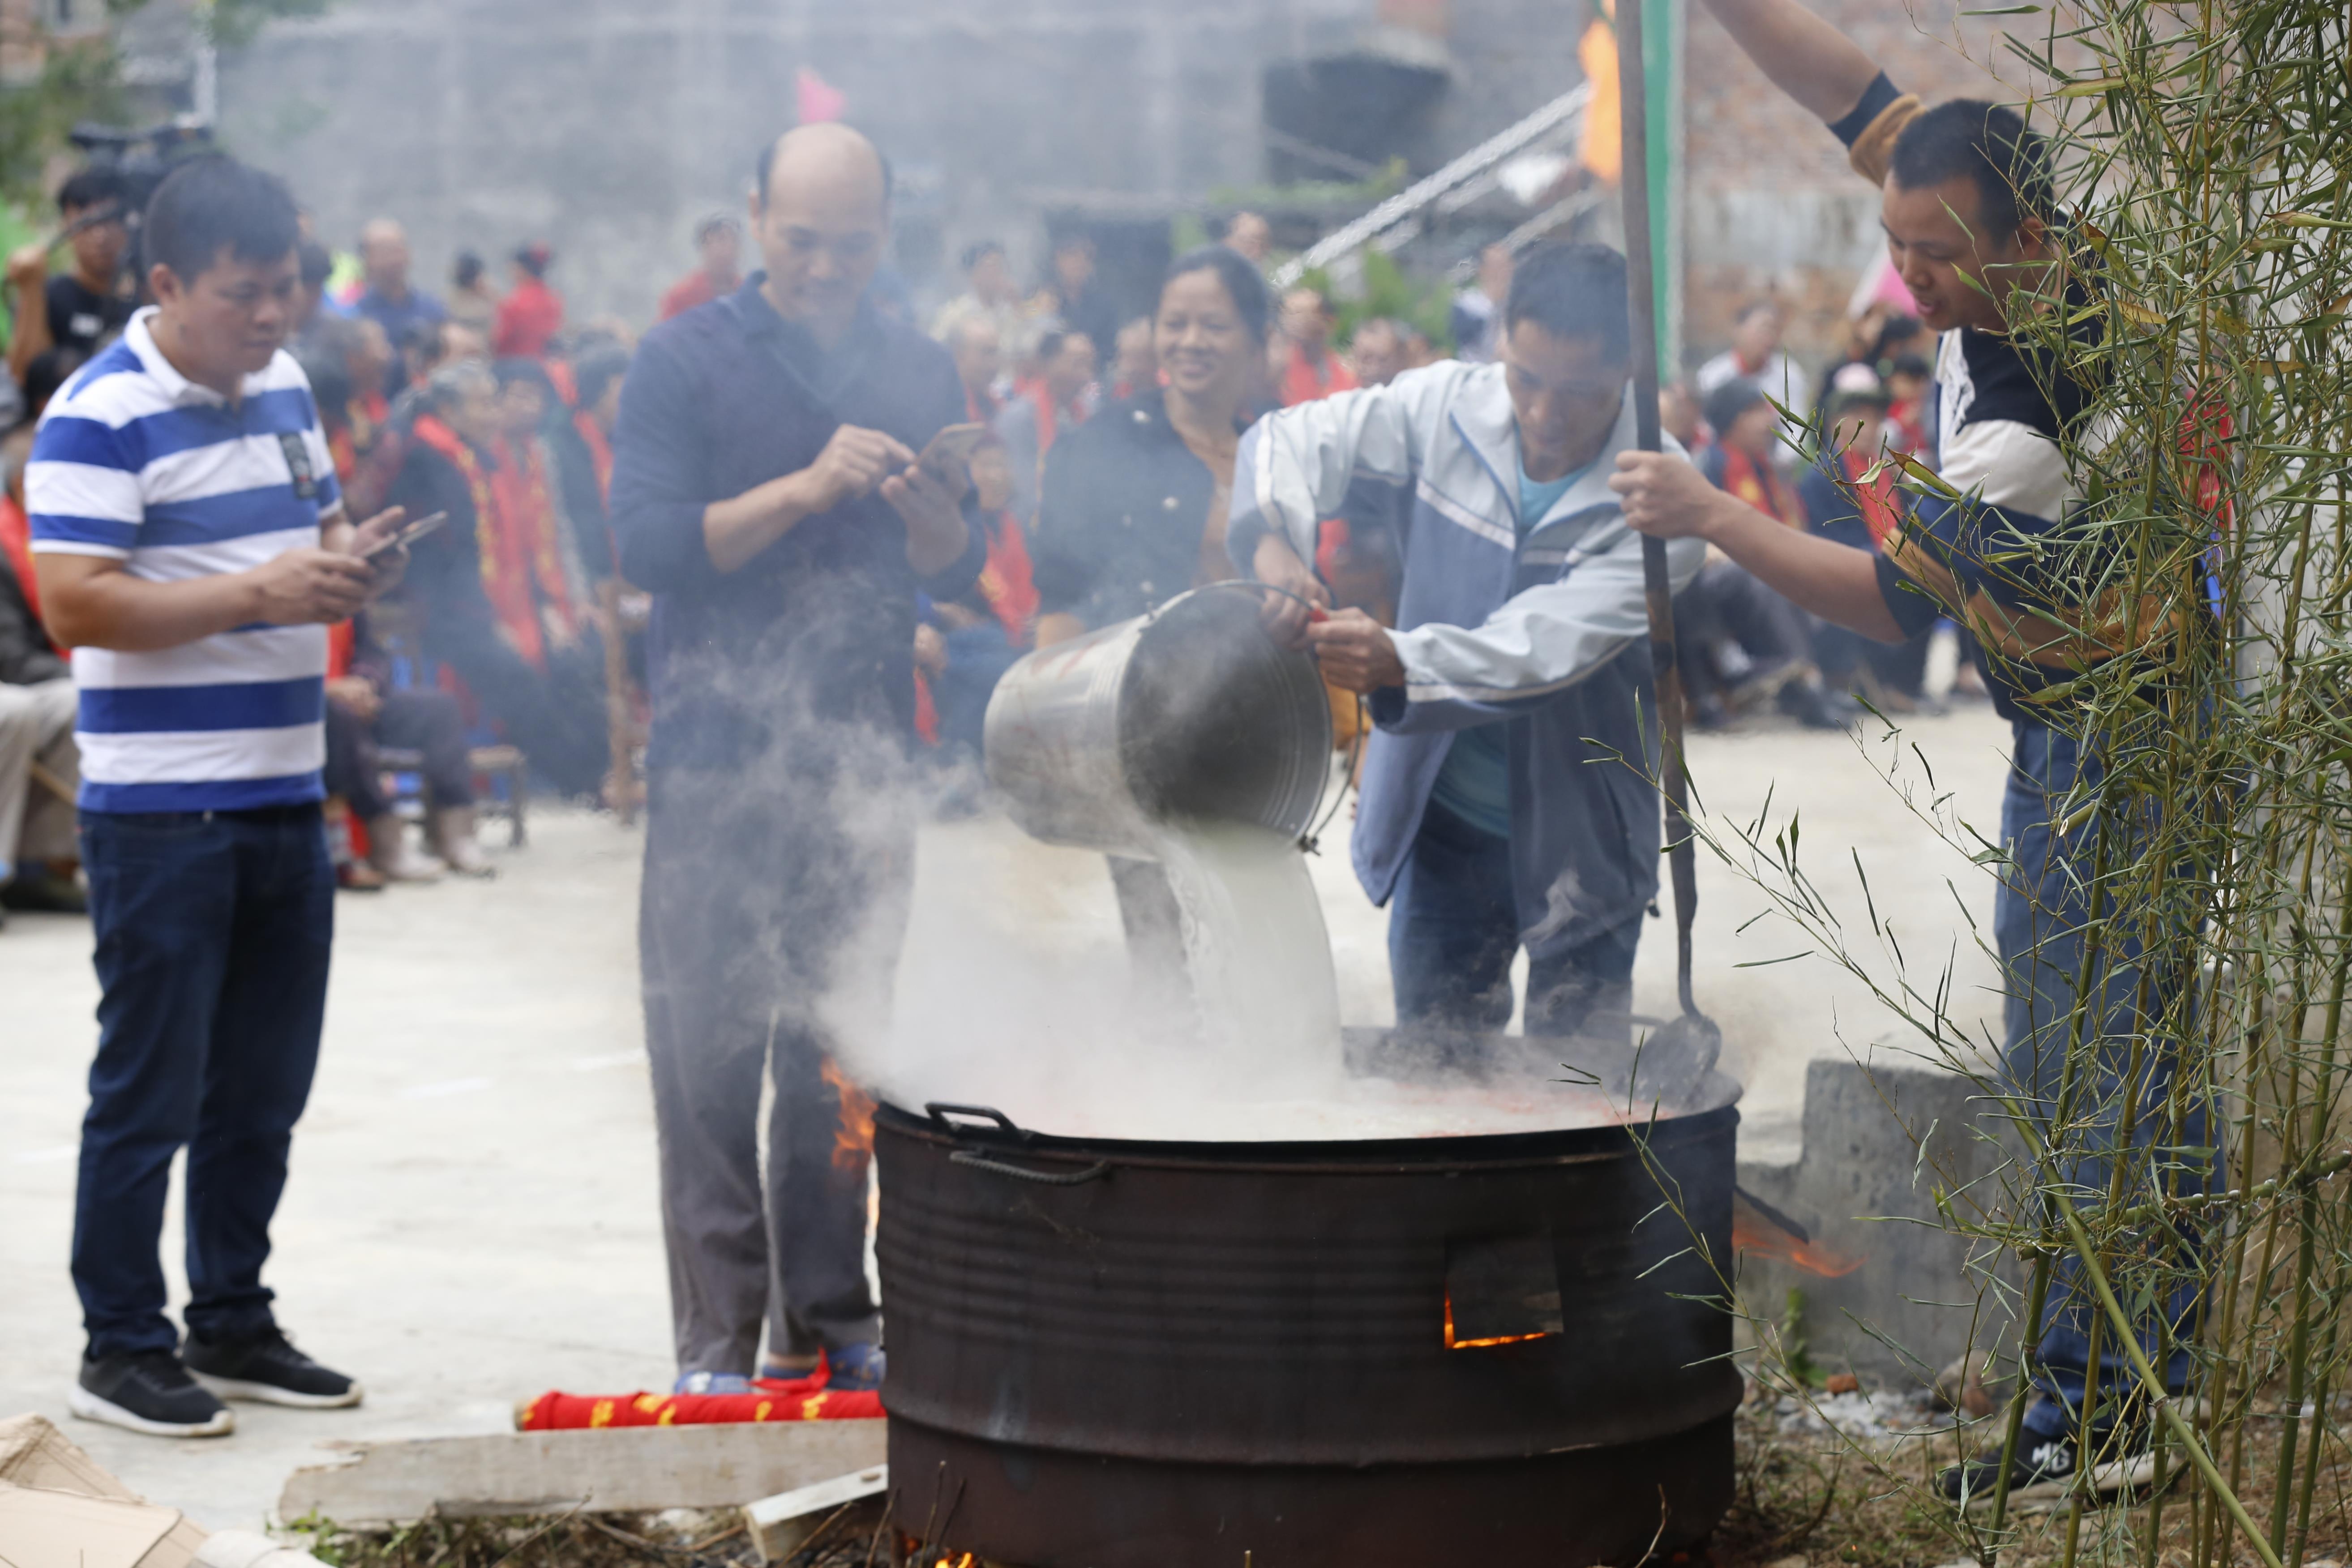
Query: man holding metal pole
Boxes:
[{"xmin": 1609, "ymin": 0, "xmax": 2214, "ymax": 1508}]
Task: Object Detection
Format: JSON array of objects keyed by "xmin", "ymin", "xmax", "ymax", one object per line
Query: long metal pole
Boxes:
[{"xmin": 1615, "ymin": 0, "xmax": 1701, "ymax": 1019}]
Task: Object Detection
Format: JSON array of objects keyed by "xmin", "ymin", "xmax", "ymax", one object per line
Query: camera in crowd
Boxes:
[{"xmin": 63, "ymin": 119, "xmax": 218, "ymax": 296}]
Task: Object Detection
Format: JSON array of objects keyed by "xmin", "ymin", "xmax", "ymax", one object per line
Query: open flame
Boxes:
[
  {"xmin": 1443, "ymin": 1294, "xmax": 1551, "ymax": 1350},
  {"xmin": 820, "ymin": 1056, "xmax": 877, "ymax": 1174},
  {"xmin": 1731, "ymin": 1191, "xmax": 1864, "ymax": 1278}
]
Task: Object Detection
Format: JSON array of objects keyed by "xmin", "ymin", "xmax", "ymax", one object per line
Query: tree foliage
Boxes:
[{"xmin": 0, "ymin": 0, "xmax": 332, "ymax": 206}]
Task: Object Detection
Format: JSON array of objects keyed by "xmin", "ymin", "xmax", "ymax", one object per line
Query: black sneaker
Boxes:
[
  {"xmin": 1937, "ymin": 1426, "xmax": 2156, "ymax": 1508},
  {"xmin": 183, "ymin": 1328, "xmax": 363, "ymax": 1409},
  {"xmin": 70, "ymin": 1349, "xmax": 234, "ymax": 1437}
]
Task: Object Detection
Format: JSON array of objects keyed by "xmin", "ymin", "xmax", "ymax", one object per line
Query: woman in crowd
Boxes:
[
  {"xmin": 390, "ymin": 362, "xmax": 609, "ymax": 799},
  {"xmin": 493, "ymin": 242, "xmax": 564, "ymax": 358},
  {"xmin": 448, "ymin": 250, "xmax": 498, "ymax": 334},
  {"xmin": 530, "ymin": 345, "xmax": 627, "ymax": 584},
  {"xmin": 991, "ymin": 326, "xmax": 1097, "ymax": 526},
  {"xmin": 1028, "ymin": 244, "xmax": 1271, "ymax": 1003}
]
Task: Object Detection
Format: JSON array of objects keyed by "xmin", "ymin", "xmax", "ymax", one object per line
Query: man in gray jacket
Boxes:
[{"xmin": 1230, "ymin": 243, "xmax": 1703, "ymax": 1039}]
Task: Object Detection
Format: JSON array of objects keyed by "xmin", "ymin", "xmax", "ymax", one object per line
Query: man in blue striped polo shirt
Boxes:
[{"xmin": 29, "ymin": 156, "xmax": 407, "ymax": 1438}]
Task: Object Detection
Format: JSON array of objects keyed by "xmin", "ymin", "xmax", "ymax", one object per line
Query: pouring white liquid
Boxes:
[{"xmin": 1149, "ymin": 818, "xmax": 1345, "ymax": 1099}]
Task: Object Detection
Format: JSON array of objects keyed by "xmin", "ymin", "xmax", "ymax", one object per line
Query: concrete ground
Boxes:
[{"xmin": 0, "ymin": 701, "xmax": 2014, "ymax": 1529}]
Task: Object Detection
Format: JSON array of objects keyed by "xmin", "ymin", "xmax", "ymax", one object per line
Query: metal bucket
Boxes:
[{"xmin": 982, "ymin": 586, "xmax": 1333, "ymax": 856}]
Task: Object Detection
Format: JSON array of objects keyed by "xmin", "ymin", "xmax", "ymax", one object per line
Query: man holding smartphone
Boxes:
[
  {"xmin": 610, "ymin": 122, "xmax": 981, "ymax": 1395},
  {"xmin": 31, "ymin": 155, "xmax": 407, "ymax": 1437}
]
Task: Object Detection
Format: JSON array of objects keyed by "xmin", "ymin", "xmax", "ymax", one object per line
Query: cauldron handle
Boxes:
[
  {"xmin": 925, "ymin": 1102, "xmax": 1027, "ymax": 1138},
  {"xmin": 949, "ymin": 1150, "xmax": 1113, "ymax": 1187}
]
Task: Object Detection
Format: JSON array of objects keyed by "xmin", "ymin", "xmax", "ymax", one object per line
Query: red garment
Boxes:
[
  {"xmin": 1887, "ymin": 396, "xmax": 1928, "ymax": 456},
  {"xmin": 411, "ymin": 416, "xmax": 566, "ymax": 671},
  {"xmin": 326, "ymin": 390, "xmax": 390, "ymax": 484},
  {"xmin": 913, "ymin": 668, "xmax": 940, "ymax": 746},
  {"xmin": 978, "ymin": 511, "xmax": 1038, "ymax": 643},
  {"xmin": 1719, "ymin": 445, "xmax": 1805, "ymax": 528},
  {"xmin": 1840, "ymin": 448, "xmax": 1902, "ymax": 550},
  {"xmin": 658, "ymin": 269, "xmax": 735, "ymax": 321},
  {"xmin": 573, "ymin": 411, "xmax": 614, "ymax": 503},
  {"xmin": 490, "ymin": 434, "xmax": 585, "ymax": 668},
  {"xmin": 493, "ymin": 276, "xmax": 565, "ymax": 358},
  {"xmin": 1280, "ymin": 342, "xmax": 1358, "ymax": 407},
  {"xmin": 0, "ymin": 494, "xmax": 41, "ymax": 626},
  {"xmin": 327, "ymin": 619, "xmax": 355, "ymax": 680}
]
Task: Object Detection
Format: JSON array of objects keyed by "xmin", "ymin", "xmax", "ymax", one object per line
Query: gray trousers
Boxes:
[
  {"xmin": 0, "ymin": 677, "xmax": 77, "ymax": 879},
  {"xmin": 639, "ymin": 765, "xmax": 902, "ymax": 1376}
]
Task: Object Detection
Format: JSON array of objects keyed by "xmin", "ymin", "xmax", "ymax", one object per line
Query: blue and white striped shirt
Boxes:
[{"xmin": 26, "ymin": 308, "xmax": 343, "ymax": 813}]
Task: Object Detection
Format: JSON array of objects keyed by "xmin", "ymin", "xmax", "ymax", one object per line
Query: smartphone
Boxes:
[
  {"xmin": 359, "ymin": 510, "xmax": 449, "ymax": 560},
  {"xmin": 917, "ymin": 423, "xmax": 991, "ymax": 481}
]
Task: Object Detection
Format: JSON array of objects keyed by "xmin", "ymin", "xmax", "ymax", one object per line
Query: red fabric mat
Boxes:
[{"xmin": 519, "ymin": 1370, "xmax": 881, "ymax": 1429}]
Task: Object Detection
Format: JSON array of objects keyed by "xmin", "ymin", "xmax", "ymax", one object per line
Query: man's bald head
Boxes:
[
  {"xmin": 358, "ymin": 217, "xmax": 411, "ymax": 296},
  {"xmin": 755, "ymin": 123, "xmax": 891, "ymax": 216},
  {"xmin": 748, "ymin": 123, "xmax": 893, "ymax": 347}
]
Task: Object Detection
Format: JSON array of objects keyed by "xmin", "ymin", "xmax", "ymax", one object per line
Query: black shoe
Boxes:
[
  {"xmin": 1937, "ymin": 1425, "xmax": 2155, "ymax": 1508},
  {"xmin": 1779, "ymin": 680, "xmax": 1857, "ymax": 731},
  {"xmin": 70, "ymin": 1349, "xmax": 234, "ymax": 1437},
  {"xmin": 183, "ymin": 1327, "xmax": 363, "ymax": 1409}
]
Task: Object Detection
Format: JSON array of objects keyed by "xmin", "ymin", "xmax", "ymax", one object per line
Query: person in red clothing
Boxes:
[
  {"xmin": 923, "ymin": 438, "xmax": 1036, "ymax": 763},
  {"xmin": 947, "ymin": 313, "xmax": 1004, "ymax": 424},
  {"xmin": 991, "ymin": 327, "xmax": 1095, "ymax": 525},
  {"xmin": 1698, "ymin": 378, "xmax": 1806, "ymax": 527},
  {"xmin": 1673, "ymin": 377, "xmax": 1849, "ymax": 729},
  {"xmin": 657, "ymin": 215, "xmax": 743, "ymax": 323},
  {"xmin": 1276, "ymin": 285, "xmax": 1357, "ymax": 407},
  {"xmin": 493, "ymin": 243, "xmax": 565, "ymax": 358}
]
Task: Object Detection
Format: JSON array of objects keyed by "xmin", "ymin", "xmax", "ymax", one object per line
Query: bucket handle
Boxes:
[
  {"xmin": 925, "ymin": 1102, "xmax": 1028, "ymax": 1139},
  {"xmin": 948, "ymin": 1150, "xmax": 1113, "ymax": 1187}
]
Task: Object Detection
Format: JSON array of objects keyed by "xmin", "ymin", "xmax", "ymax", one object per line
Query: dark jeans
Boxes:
[
  {"xmin": 640, "ymin": 763, "xmax": 903, "ymax": 1374},
  {"xmin": 1999, "ymin": 718, "xmax": 2214, "ymax": 1438},
  {"xmin": 323, "ymin": 690, "xmax": 476, "ymax": 819},
  {"xmin": 72, "ymin": 804, "xmax": 335, "ymax": 1358},
  {"xmin": 931, "ymin": 623, "xmax": 1023, "ymax": 758},
  {"xmin": 1673, "ymin": 560, "xmax": 1817, "ymax": 704},
  {"xmin": 431, "ymin": 621, "xmax": 608, "ymax": 800},
  {"xmin": 1389, "ymin": 801, "xmax": 1641, "ymax": 1040}
]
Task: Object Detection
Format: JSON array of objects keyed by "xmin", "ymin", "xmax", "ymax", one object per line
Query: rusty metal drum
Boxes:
[
  {"xmin": 873, "ymin": 1081, "xmax": 1742, "ymax": 1567},
  {"xmin": 981, "ymin": 585, "xmax": 1332, "ymax": 857}
]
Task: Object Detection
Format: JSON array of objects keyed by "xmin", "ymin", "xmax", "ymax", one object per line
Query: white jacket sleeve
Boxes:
[
  {"xmin": 1380, "ymin": 519, "xmax": 1708, "ymax": 729},
  {"xmin": 1225, "ymin": 364, "xmax": 1467, "ymax": 574}
]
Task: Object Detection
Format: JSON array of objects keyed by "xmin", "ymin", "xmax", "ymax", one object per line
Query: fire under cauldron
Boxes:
[{"xmin": 874, "ymin": 1032, "xmax": 1741, "ymax": 1568}]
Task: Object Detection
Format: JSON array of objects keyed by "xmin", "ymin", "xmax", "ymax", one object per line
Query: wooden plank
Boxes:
[
  {"xmin": 744, "ymin": 1463, "xmax": 888, "ymax": 1563},
  {"xmin": 277, "ymin": 1422, "xmax": 887, "ymax": 1527}
]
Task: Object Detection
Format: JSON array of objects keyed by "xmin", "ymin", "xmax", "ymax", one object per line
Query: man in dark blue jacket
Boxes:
[{"xmin": 609, "ymin": 123, "xmax": 982, "ymax": 1395}]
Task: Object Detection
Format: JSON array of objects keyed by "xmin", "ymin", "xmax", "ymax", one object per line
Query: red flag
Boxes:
[{"xmin": 797, "ymin": 67, "xmax": 846, "ymax": 124}]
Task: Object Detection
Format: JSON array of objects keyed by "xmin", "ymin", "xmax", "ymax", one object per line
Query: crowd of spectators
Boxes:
[{"xmin": 0, "ymin": 163, "xmax": 1965, "ymax": 932}]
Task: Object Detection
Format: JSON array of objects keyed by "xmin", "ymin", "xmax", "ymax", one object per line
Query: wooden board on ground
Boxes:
[
  {"xmin": 745, "ymin": 1463, "xmax": 889, "ymax": 1562},
  {"xmin": 278, "ymin": 1423, "xmax": 888, "ymax": 1527}
]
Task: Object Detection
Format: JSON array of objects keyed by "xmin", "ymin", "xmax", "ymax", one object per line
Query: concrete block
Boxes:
[{"xmin": 1737, "ymin": 1055, "xmax": 2020, "ymax": 1384}]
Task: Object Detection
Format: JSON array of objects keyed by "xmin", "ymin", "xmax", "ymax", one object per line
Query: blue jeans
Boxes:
[
  {"xmin": 72, "ymin": 805, "xmax": 336, "ymax": 1358},
  {"xmin": 931, "ymin": 622, "xmax": 1023, "ymax": 758},
  {"xmin": 1999, "ymin": 720, "xmax": 2214, "ymax": 1438},
  {"xmin": 1389, "ymin": 801, "xmax": 1641, "ymax": 1038}
]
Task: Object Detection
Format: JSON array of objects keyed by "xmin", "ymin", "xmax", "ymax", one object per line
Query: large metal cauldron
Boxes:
[
  {"xmin": 983, "ymin": 586, "xmax": 1332, "ymax": 857},
  {"xmin": 874, "ymin": 1067, "xmax": 1740, "ymax": 1567}
]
